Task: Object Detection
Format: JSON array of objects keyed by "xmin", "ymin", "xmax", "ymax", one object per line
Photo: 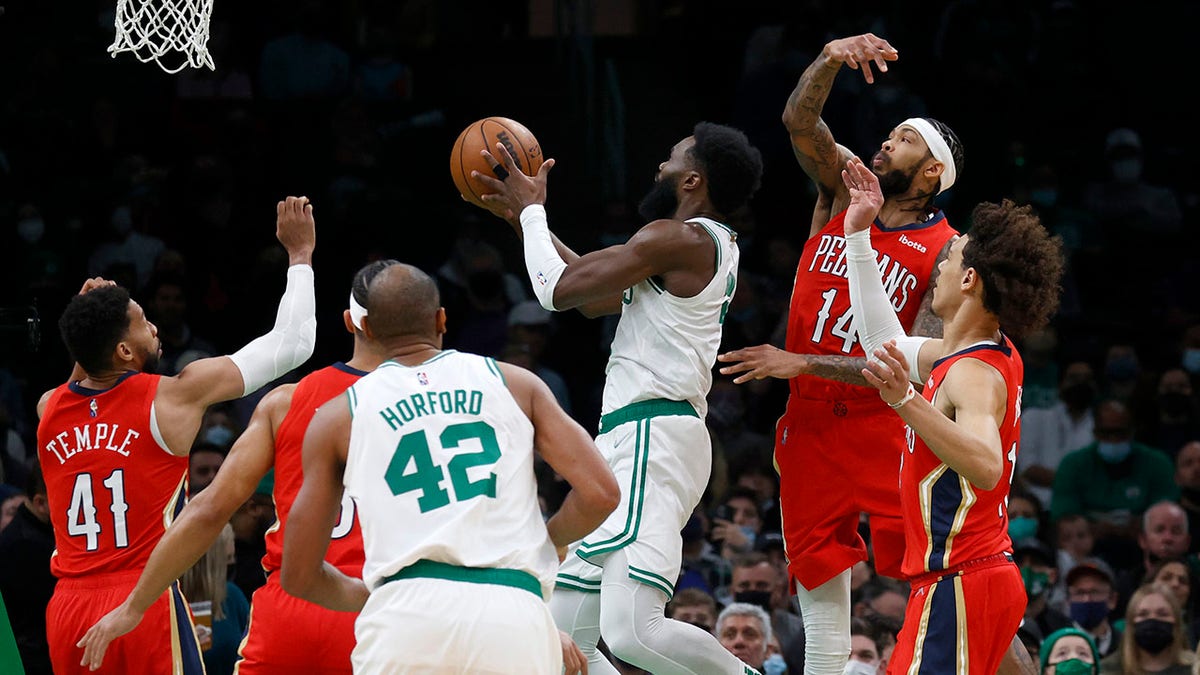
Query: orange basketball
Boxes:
[{"xmin": 450, "ymin": 117, "xmax": 543, "ymax": 209}]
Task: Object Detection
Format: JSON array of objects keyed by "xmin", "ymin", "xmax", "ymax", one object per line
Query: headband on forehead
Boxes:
[
  {"xmin": 349, "ymin": 292, "xmax": 368, "ymax": 331},
  {"xmin": 901, "ymin": 117, "xmax": 956, "ymax": 194}
]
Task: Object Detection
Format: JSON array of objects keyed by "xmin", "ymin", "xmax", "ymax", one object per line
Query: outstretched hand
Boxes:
[
  {"xmin": 275, "ymin": 196, "xmax": 316, "ymax": 264},
  {"xmin": 717, "ymin": 344, "xmax": 809, "ymax": 384},
  {"xmin": 77, "ymin": 602, "xmax": 144, "ymax": 671},
  {"xmin": 473, "ymin": 142, "xmax": 555, "ymax": 225},
  {"xmin": 841, "ymin": 157, "xmax": 884, "ymax": 235},
  {"xmin": 824, "ymin": 33, "xmax": 899, "ymax": 84}
]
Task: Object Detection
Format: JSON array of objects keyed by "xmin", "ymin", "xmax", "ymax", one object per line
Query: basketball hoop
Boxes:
[{"xmin": 108, "ymin": 0, "xmax": 215, "ymax": 74}]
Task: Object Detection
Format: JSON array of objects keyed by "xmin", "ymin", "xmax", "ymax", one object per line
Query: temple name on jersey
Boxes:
[
  {"xmin": 808, "ymin": 233, "xmax": 920, "ymax": 312},
  {"xmin": 43, "ymin": 423, "xmax": 141, "ymax": 464},
  {"xmin": 378, "ymin": 388, "xmax": 484, "ymax": 430}
]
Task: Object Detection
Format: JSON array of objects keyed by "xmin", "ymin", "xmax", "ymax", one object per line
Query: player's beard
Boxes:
[
  {"xmin": 140, "ymin": 343, "xmax": 161, "ymax": 374},
  {"xmin": 638, "ymin": 176, "xmax": 679, "ymax": 222},
  {"xmin": 876, "ymin": 167, "xmax": 916, "ymax": 197}
]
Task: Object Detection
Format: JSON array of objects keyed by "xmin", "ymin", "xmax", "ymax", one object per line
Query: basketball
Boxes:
[{"xmin": 450, "ymin": 117, "xmax": 543, "ymax": 209}]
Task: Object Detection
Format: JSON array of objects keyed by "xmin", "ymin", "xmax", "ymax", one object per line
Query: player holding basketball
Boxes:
[
  {"xmin": 716, "ymin": 33, "xmax": 961, "ymax": 674},
  {"xmin": 37, "ymin": 196, "xmax": 317, "ymax": 675},
  {"xmin": 77, "ymin": 260, "xmax": 394, "ymax": 673},
  {"xmin": 840, "ymin": 156, "xmax": 1062, "ymax": 673},
  {"xmin": 473, "ymin": 122, "xmax": 765, "ymax": 674},
  {"xmin": 279, "ymin": 263, "xmax": 618, "ymax": 673}
]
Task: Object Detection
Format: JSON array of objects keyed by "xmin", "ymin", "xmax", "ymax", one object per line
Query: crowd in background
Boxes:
[{"xmin": 1, "ymin": 1, "xmax": 1197, "ymax": 673}]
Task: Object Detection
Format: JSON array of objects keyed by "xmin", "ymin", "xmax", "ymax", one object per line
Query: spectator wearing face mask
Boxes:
[
  {"xmin": 1021, "ymin": 361, "xmax": 1100, "ymax": 509},
  {"xmin": 1065, "ymin": 560, "xmax": 1122, "ymax": 659},
  {"xmin": 711, "ymin": 486, "xmax": 765, "ymax": 561},
  {"xmin": 1040, "ymin": 626, "xmax": 1101, "ymax": 675},
  {"xmin": 1051, "ymin": 399, "xmax": 1178, "ymax": 566},
  {"xmin": 844, "ymin": 617, "xmax": 882, "ymax": 675},
  {"xmin": 1099, "ymin": 583, "xmax": 1192, "ymax": 674},
  {"xmin": 1136, "ymin": 369, "xmax": 1200, "ymax": 460},
  {"xmin": 722, "ymin": 552, "xmax": 805, "ymax": 655},
  {"xmin": 1179, "ymin": 324, "xmax": 1200, "ymax": 384},
  {"xmin": 1016, "ymin": 538, "xmax": 1074, "ymax": 640}
]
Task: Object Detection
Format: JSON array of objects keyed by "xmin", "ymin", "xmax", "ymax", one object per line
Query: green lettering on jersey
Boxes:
[{"xmin": 384, "ymin": 422, "xmax": 503, "ymax": 513}]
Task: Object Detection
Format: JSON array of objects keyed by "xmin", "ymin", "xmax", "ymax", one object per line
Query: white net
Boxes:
[{"xmin": 108, "ymin": 0, "xmax": 216, "ymax": 74}]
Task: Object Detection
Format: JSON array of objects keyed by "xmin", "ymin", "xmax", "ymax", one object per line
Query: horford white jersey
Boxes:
[
  {"xmin": 601, "ymin": 217, "xmax": 739, "ymax": 418},
  {"xmin": 343, "ymin": 350, "xmax": 558, "ymax": 598}
]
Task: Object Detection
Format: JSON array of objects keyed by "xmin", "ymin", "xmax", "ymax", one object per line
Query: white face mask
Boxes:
[{"xmin": 843, "ymin": 660, "xmax": 878, "ymax": 675}]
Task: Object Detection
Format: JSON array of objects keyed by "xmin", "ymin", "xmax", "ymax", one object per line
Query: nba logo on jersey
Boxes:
[
  {"xmin": 89, "ymin": 399, "xmax": 98, "ymax": 418},
  {"xmin": 417, "ymin": 372, "xmax": 429, "ymax": 386},
  {"xmin": 536, "ymin": 271, "xmax": 548, "ymax": 286},
  {"xmin": 905, "ymin": 425, "xmax": 915, "ymax": 453}
]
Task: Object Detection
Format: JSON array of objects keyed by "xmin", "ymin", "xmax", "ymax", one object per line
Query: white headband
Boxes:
[
  {"xmin": 349, "ymin": 293, "xmax": 368, "ymax": 330},
  {"xmin": 901, "ymin": 117, "xmax": 956, "ymax": 194}
]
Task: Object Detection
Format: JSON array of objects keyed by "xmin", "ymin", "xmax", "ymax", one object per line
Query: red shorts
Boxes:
[
  {"xmin": 234, "ymin": 575, "xmax": 357, "ymax": 675},
  {"xmin": 775, "ymin": 396, "xmax": 908, "ymax": 589},
  {"xmin": 47, "ymin": 570, "xmax": 204, "ymax": 675},
  {"xmin": 888, "ymin": 559, "xmax": 1025, "ymax": 675}
]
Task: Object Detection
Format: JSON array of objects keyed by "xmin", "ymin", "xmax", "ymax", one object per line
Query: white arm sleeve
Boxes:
[
  {"xmin": 229, "ymin": 264, "xmax": 317, "ymax": 396},
  {"xmin": 519, "ymin": 205, "xmax": 567, "ymax": 311},
  {"xmin": 845, "ymin": 229, "xmax": 930, "ymax": 384}
]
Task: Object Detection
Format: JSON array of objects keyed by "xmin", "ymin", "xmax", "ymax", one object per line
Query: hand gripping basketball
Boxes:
[{"xmin": 473, "ymin": 142, "xmax": 555, "ymax": 224}]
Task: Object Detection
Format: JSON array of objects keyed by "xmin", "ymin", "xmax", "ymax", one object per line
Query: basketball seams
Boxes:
[
  {"xmin": 451, "ymin": 117, "xmax": 540, "ymax": 209},
  {"xmin": 457, "ymin": 125, "xmax": 484, "ymax": 207},
  {"xmin": 488, "ymin": 117, "xmax": 532, "ymax": 175}
]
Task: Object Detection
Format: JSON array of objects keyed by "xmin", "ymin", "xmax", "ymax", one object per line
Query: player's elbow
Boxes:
[
  {"xmin": 279, "ymin": 563, "xmax": 314, "ymax": 601},
  {"xmin": 973, "ymin": 462, "xmax": 1004, "ymax": 492},
  {"xmin": 592, "ymin": 475, "xmax": 621, "ymax": 518}
]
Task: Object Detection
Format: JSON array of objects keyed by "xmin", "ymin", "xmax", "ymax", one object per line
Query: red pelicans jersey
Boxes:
[
  {"xmin": 786, "ymin": 210, "xmax": 956, "ymax": 401},
  {"xmin": 38, "ymin": 373, "xmax": 188, "ymax": 578},
  {"xmin": 900, "ymin": 337, "xmax": 1024, "ymax": 577},
  {"xmin": 261, "ymin": 362, "xmax": 367, "ymax": 576}
]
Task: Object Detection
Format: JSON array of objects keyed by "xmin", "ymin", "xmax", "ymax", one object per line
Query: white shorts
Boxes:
[
  {"xmin": 352, "ymin": 576, "xmax": 561, "ymax": 674},
  {"xmin": 556, "ymin": 401, "xmax": 711, "ymax": 599}
]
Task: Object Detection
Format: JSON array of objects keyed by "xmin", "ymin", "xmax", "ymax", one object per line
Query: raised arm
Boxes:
[
  {"xmin": 76, "ymin": 386, "xmax": 291, "ymax": 670},
  {"xmin": 784, "ymin": 34, "xmax": 898, "ymax": 235},
  {"xmin": 498, "ymin": 362, "xmax": 619, "ymax": 557},
  {"xmin": 154, "ymin": 196, "xmax": 317, "ymax": 454},
  {"xmin": 281, "ymin": 396, "xmax": 366, "ymax": 612}
]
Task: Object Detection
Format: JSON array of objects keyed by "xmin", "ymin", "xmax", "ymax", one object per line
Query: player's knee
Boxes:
[{"xmin": 598, "ymin": 599, "xmax": 664, "ymax": 664}]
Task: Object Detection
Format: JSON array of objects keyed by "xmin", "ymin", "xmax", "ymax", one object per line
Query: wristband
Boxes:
[{"xmin": 888, "ymin": 384, "xmax": 916, "ymax": 410}]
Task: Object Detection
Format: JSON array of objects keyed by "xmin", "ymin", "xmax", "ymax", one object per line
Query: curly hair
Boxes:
[
  {"xmin": 688, "ymin": 122, "xmax": 764, "ymax": 217},
  {"xmin": 58, "ymin": 285, "xmax": 132, "ymax": 375},
  {"xmin": 961, "ymin": 199, "xmax": 1064, "ymax": 341}
]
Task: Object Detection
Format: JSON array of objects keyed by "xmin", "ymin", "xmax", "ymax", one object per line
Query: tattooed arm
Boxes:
[
  {"xmin": 910, "ymin": 237, "xmax": 953, "ymax": 340},
  {"xmin": 717, "ymin": 345, "xmax": 871, "ymax": 387},
  {"xmin": 783, "ymin": 33, "xmax": 899, "ymax": 238}
]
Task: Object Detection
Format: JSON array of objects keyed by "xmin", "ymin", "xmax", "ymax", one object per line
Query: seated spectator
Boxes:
[
  {"xmin": 1144, "ymin": 557, "xmax": 1200, "ymax": 650},
  {"xmin": 1051, "ymin": 399, "xmax": 1178, "ymax": 569},
  {"xmin": 846, "ymin": 616, "xmax": 883, "ymax": 675},
  {"xmin": 1099, "ymin": 583, "xmax": 1192, "ymax": 674},
  {"xmin": 1175, "ymin": 441, "xmax": 1200, "ymax": 553},
  {"xmin": 1065, "ymin": 559, "xmax": 1122, "ymax": 659},
  {"xmin": 144, "ymin": 274, "xmax": 216, "ymax": 376},
  {"xmin": 1016, "ymin": 537, "xmax": 1074, "ymax": 640},
  {"xmin": 1137, "ymin": 369, "xmax": 1200, "ymax": 459},
  {"xmin": 1114, "ymin": 501, "xmax": 1192, "ymax": 618},
  {"xmin": 1056, "ymin": 514, "xmax": 1098, "ymax": 603},
  {"xmin": 666, "ymin": 587, "xmax": 718, "ymax": 635},
  {"xmin": 1039, "ymin": 626, "xmax": 1101, "ymax": 675},
  {"xmin": 1020, "ymin": 361, "xmax": 1098, "ymax": 509},
  {"xmin": 723, "ymin": 551, "xmax": 804, "ymax": 654},
  {"xmin": 853, "ymin": 576, "xmax": 909, "ymax": 624},
  {"xmin": 678, "ymin": 509, "xmax": 732, "ymax": 595},
  {"xmin": 180, "ymin": 523, "xmax": 250, "ymax": 675},
  {"xmin": 716, "ymin": 602, "xmax": 771, "ymax": 674},
  {"xmin": 711, "ymin": 486, "xmax": 764, "ymax": 560}
]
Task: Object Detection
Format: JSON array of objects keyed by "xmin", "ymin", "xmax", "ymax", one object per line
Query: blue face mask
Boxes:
[
  {"xmin": 1009, "ymin": 516, "xmax": 1038, "ymax": 541},
  {"xmin": 1183, "ymin": 349, "xmax": 1200, "ymax": 375},
  {"xmin": 740, "ymin": 526, "xmax": 757, "ymax": 549},
  {"xmin": 203, "ymin": 424, "xmax": 236, "ymax": 448},
  {"xmin": 764, "ymin": 653, "xmax": 789, "ymax": 675},
  {"xmin": 1069, "ymin": 600, "xmax": 1110, "ymax": 630},
  {"xmin": 1097, "ymin": 441, "xmax": 1132, "ymax": 464}
]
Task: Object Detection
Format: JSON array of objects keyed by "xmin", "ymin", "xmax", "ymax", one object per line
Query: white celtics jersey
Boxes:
[
  {"xmin": 601, "ymin": 217, "xmax": 739, "ymax": 418},
  {"xmin": 343, "ymin": 350, "xmax": 558, "ymax": 597}
]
